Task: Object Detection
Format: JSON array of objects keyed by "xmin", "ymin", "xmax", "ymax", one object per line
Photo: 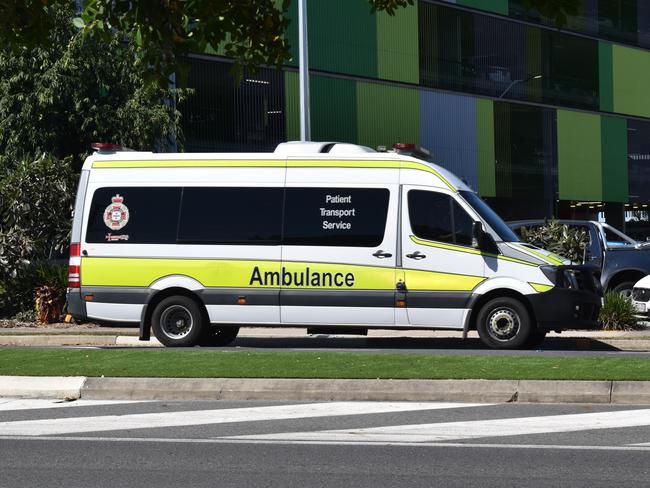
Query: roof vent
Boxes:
[{"xmin": 274, "ymin": 141, "xmax": 376, "ymax": 155}]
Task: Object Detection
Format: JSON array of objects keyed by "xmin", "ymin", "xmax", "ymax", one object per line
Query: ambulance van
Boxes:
[{"xmin": 66, "ymin": 141, "xmax": 602, "ymax": 349}]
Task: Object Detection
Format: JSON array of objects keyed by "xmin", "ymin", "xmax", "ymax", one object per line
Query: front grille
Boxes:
[
  {"xmin": 560, "ymin": 266, "xmax": 600, "ymax": 294},
  {"xmin": 632, "ymin": 288, "xmax": 650, "ymax": 302}
]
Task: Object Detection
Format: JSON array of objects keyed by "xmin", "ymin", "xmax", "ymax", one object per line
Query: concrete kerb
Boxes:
[{"xmin": 4, "ymin": 376, "xmax": 650, "ymax": 404}]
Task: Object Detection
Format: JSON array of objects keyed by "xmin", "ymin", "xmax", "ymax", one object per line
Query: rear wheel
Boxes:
[
  {"xmin": 476, "ymin": 297, "xmax": 532, "ymax": 349},
  {"xmin": 612, "ymin": 281, "xmax": 635, "ymax": 299},
  {"xmin": 201, "ymin": 326, "xmax": 240, "ymax": 346},
  {"xmin": 151, "ymin": 296, "xmax": 205, "ymax": 347}
]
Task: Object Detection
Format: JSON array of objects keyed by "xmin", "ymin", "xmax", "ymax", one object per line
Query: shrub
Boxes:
[
  {"xmin": 0, "ymin": 154, "xmax": 76, "ymax": 317},
  {"xmin": 599, "ymin": 292, "xmax": 642, "ymax": 331},
  {"xmin": 520, "ymin": 220, "xmax": 589, "ymax": 263}
]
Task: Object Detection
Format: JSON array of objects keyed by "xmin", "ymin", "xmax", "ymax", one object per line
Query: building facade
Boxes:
[{"xmin": 180, "ymin": 0, "xmax": 650, "ymax": 230}]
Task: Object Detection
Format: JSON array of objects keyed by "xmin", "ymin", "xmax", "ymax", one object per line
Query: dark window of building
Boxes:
[
  {"xmin": 178, "ymin": 187, "xmax": 283, "ymax": 244},
  {"xmin": 181, "ymin": 57, "xmax": 286, "ymax": 152},
  {"xmin": 598, "ymin": 0, "xmax": 638, "ymax": 45},
  {"xmin": 541, "ymin": 31, "xmax": 599, "ymax": 110},
  {"xmin": 628, "ymin": 119, "xmax": 650, "ymax": 203},
  {"xmin": 408, "ymin": 190, "xmax": 473, "ymax": 246},
  {"xmin": 283, "ymin": 188, "xmax": 389, "ymax": 247},
  {"xmin": 86, "ymin": 187, "xmax": 181, "ymax": 244},
  {"xmin": 491, "ymin": 102, "xmax": 557, "ymax": 220},
  {"xmin": 419, "ymin": 2, "xmax": 599, "ymax": 110}
]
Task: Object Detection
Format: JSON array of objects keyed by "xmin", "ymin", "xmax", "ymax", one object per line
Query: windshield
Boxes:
[
  {"xmin": 459, "ymin": 191, "xmax": 520, "ymax": 243},
  {"xmin": 601, "ymin": 223, "xmax": 637, "ymax": 247}
]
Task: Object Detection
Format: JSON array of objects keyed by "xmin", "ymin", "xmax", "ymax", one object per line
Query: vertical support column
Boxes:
[{"xmin": 299, "ymin": 0, "xmax": 311, "ymax": 141}]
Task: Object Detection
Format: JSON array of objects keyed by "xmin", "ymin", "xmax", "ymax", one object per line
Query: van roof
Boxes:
[{"xmin": 83, "ymin": 142, "xmax": 473, "ymax": 192}]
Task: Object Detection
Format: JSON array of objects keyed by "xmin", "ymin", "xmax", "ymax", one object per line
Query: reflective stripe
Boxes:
[
  {"xmin": 91, "ymin": 159, "xmax": 456, "ymax": 191},
  {"xmin": 409, "ymin": 235, "xmax": 539, "ymax": 267},
  {"xmin": 81, "ymin": 258, "xmax": 483, "ymax": 292},
  {"xmin": 529, "ymin": 283, "xmax": 554, "ymax": 293},
  {"xmin": 92, "ymin": 160, "xmax": 283, "ymax": 168}
]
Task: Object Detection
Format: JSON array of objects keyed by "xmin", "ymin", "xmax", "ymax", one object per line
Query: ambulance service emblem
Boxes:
[{"xmin": 103, "ymin": 194, "xmax": 130, "ymax": 230}]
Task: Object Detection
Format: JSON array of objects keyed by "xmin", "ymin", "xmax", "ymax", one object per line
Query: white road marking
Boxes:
[
  {"xmin": 0, "ymin": 402, "xmax": 484, "ymax": 436},
  {"xmin": 229, "ymin": 408, "xmax": 650, "ymax": 443},
  {"xmin": 0, "ymin": 399, "xmax": 147, "ymax": 412},
  {"xmin": 0, "ymin": 435, "xmax": 649, "ymax": 452}
]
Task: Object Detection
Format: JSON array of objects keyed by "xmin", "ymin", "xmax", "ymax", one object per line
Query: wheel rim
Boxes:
[
  {"xmin": 159, "ymin": 305, "xmax": 193, "ymax": 340},
  {"xmin": 486, "ymin": 307, "xmax": 520, "ymax": 342},
  {"xmin": 618, "ymin": 288, "xmax": 633, "ymax": 299}
]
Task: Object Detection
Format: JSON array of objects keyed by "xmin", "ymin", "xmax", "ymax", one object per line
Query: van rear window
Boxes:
[{"xmin": 86, "ymin": 187, "xmax": 181, "ymax": 244}]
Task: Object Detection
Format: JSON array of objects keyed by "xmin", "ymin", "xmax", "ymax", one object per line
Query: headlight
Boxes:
[{"xmin": 540, "ymin": 265, "xmax": 559, "ymax": 285}]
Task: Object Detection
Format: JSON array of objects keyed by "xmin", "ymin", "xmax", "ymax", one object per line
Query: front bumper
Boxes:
[{"xmin": 528, "ymin": 287, "xmax": 601, "ymax": 331}]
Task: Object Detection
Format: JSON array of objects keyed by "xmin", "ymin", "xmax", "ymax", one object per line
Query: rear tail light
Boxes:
[
  {"xmin": 68, "ymin": 265, "xmax": 80, "ymax": 288},
  {"xmin": 68, "ymin": 242, "xmax": 81, "ymax": 288}
]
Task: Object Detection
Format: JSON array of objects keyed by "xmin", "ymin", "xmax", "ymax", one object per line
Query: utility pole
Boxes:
[{"xmin": 298, "ymin": 0, "xmax": 311, "ymax": 141}]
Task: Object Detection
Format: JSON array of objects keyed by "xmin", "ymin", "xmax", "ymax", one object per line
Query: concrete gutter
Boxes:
[
  {"xmin": 3, "ymin": 375, "xmax": 650, "ymax": 404},
  {"xmin": 1, "ymin": 333, "xmax": 650, "ymax": 350}
]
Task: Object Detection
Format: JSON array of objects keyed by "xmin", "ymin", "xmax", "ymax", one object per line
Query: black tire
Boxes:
[
  {"xmin": 200, "ymin": 326, "xmax": 240, "ymax": 347},
  {"xmin": 151, "ymin": 296, "xmax": 205, "ymax": 347},
  {"xmin": 611, "ymin": 281, "xmax": 635, "ymax": 299},
  {"xmin": 476, "ymin": 297, "xmax": 532, "ymax": 349}
]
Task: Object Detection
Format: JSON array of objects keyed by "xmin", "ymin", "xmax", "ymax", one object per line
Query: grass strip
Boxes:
[{"xmin": 1, "ymin": 348, "xmax": 650, "ymax": 380}]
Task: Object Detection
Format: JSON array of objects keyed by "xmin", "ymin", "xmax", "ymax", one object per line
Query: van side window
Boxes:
[
  {"xmin": 86, "ymin": 187, "xmax": 181, "ymax": 244},
  {"xmin": 178, "ymin": 187, "xmax": 283, "ymax": 244},
  {"xmin": 283, "ymin": 188, "xmax": 390, "ymax": 247},
  {"xmin": 408, "ymin": 190, "xmax": 473, "ymax": 246}
]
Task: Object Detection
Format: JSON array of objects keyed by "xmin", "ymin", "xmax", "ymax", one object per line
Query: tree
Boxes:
[
  {"xmin": 0, "ymin": 0, "xmax": 579, "ymax": 86},
  {"xmin": 0, "ymin": 2, "xmax": 183, "ymax": 167}
]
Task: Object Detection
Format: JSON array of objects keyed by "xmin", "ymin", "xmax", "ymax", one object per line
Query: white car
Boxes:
[{"xmin": 632, "ymin": 275, "xmax": 650, "ymax": 318}]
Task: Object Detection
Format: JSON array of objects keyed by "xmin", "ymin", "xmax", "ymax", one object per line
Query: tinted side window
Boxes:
[
  {"xmin": 86, "ymin": 187, "xmax": 181, "ymax": 244},
  {"xmin": 408, "ymin": 190, "xmax": 473, "ymax": 246},
  {"xmin": 283, "ymin": 188, "xmax": 390, "ymax": 247},
  {"xmin": 179, "ymin": 187, "xmax": 283, "ymax": 244}
]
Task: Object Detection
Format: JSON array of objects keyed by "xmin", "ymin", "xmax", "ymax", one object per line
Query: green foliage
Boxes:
[
  {"xmin": 0, "ymin": 2, "xmax": 184, "ymax": 166},
  {"xmin": 520, "ymin": 220, "xmax": 589, "ymax": 263},
  {"xmin": 0, "ymin": 154, "xmax": 76, "ymax": 316},
  {"xmin": 599, "ymin": 292, "xmax": 641, "ymax": 331}
]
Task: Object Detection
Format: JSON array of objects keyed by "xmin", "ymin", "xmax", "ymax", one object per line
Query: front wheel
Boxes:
[
  {"xmin": 151, "ymin": 296, "xmax": 205, "ymax": 347},
  {"xmin": 611, "ymin": 281, "xmax": 635, "ymax": 299},
  {"xmin": 476, "ymin": 297, "xmax": 532, "ymax": 349}
]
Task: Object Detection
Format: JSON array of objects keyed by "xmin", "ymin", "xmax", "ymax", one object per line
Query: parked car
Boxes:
[
  {"xmin": 632, "ymin": 275, "xmax": 650, "ymax": 319},
  {"xmin": 509, "ymin": 220, "xmax": 650, "ymax": 297}
]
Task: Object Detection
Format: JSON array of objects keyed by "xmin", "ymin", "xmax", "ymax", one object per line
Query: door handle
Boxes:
[
  {"xmin": 406, "ymin": 251, "xmax": 426, "ymax": 260},
  {"xmin": 373, "ymin": 250, "xmax": 393, "ymax": 259}
]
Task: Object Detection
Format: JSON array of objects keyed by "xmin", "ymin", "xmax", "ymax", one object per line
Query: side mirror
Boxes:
[{"xmin": 472, "ymin": 221, "xmax": 483, "ymax": 249}]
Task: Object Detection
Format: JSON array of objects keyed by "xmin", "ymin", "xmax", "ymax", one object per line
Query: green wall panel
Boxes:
[
  {"xmin": 601, "ymin": 116, "xmax": 628, "ymax": 202},
  {"xmin": 376, "ymin": 4, "xmax": 419, "ymax": 83},
  {"xmin": 284, "ymin": 71, "xmax": 300, "ymax": 141},
  {"xmin": 457, "ymin": 0, "xmax": 508, "ymax": 15},
  {"xmin": 612, "ymin": 44, "xmax": 650, "ymax": 118},
  {"xmin": 311, "ymin": 75, "xmax": 357, "ymax": 142},
  {"xmin": 599, "ymin": 42, "xmax": 614, "ymax": 112},
  {"xmin": 356, "ymin": 81, "xmax": 419, "ymax": 150},
  {"xmin": 557, "ymin": 110, "xmax": 602, "ymax": 201},
  {"xmin": 309, "ymin": 0, "xmax": 377, "ymax": 78},
  {"xmin": 476, "ymin": 98, "xmax": 496, "ymax": 197}
]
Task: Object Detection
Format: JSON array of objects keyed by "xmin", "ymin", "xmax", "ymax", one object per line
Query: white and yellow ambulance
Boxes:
[{"xmin": 67, "ymin": 142, "xmax": 602, "ymax": 349}]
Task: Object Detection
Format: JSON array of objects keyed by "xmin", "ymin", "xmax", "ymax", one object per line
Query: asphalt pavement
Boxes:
[{"xmin": 1, "ymin": 399, "xmax": 650, "ymax": 487}]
